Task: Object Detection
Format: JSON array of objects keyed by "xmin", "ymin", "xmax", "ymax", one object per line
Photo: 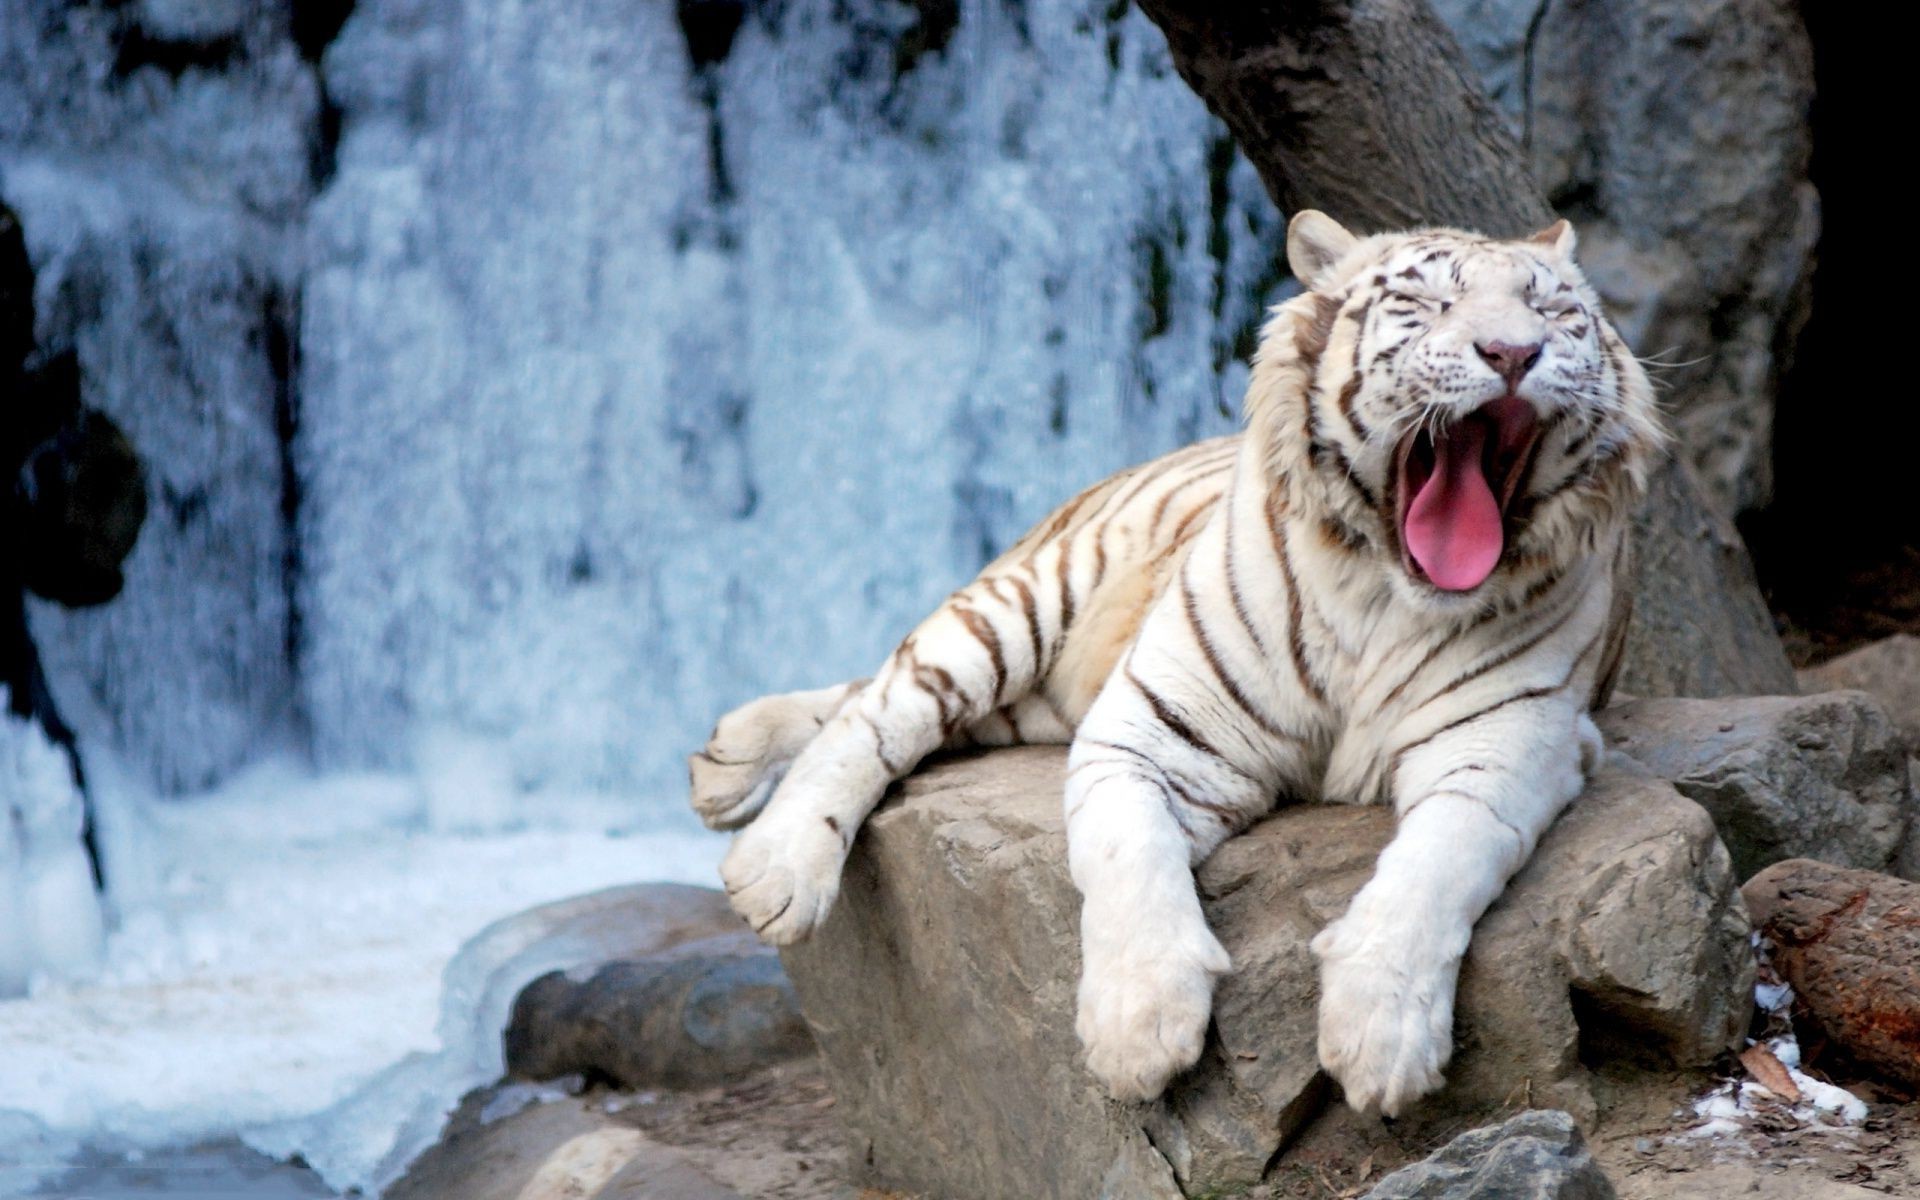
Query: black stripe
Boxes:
[
  {"xmin": 953, "ymin": 605, "xmax": 1008, "ymax": 704},
  {"xmin": 1181, "ymin": 564, "xmax": 1299, "ymax": 743},
  {"xmin": 1263, "ymin": 495, "xmax": 1328, "ymax": 704},
  {"xmin": 1126, "ymin": 667, "xmax": 1246, "ymax": 773}
]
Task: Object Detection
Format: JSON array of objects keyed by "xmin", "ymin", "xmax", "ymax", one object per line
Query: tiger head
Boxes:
[{"xmin": 1245, "ymin": 211, "xmax": 1666, "ymax": 607}]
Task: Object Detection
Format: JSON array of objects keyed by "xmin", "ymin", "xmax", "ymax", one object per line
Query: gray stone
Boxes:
[
  {"xmin": 1799, "ymin": 635, "xmax": 1920, "ymax": 751},
  {"xmin": 782, "ymin": 747, "xmax": 1750, "ymax": 1200},
  {"xmin": 1361, "ymin": 1110, "xmax": 1616, "ymax": 1200},
  {"xmin": 1599, "ymin": 691, "xmax": 1913, "ymax": 881},
  {"xmin": 1615, "ymin": 457, "xmax": 1798, "ymax": 699},
  {"xmin": 1436, "ymin": 0, "xmax": 1817, "ymax": 517},
  {"xmin": 505, "ymin": 932, "xmax": 813, "ymax": 1090}
]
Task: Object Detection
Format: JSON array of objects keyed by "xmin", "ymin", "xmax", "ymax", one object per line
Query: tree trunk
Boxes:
[{"xmin": 1135, "ymin": 0, "xmax": 1796, "ymax": 698}]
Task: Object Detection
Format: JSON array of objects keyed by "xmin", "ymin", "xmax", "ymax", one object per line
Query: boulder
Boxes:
[
  {"xmin": 505, "ymin": 931, "xmax": 812, "ymax": 1090},
  {"xmin": 1799, "ymin": 635, "xmax": 1920, "ymax": 751},
  {"xmin": 1361, "ymin": 1110, "xmax": 1615, "ymax": 1200},
  {"xmin": 1598, "ymin": 692, "xmax": 1913, "ymax": 881},
  {"xmin": 1743, "ymin": 860, "xmax": 1920, "ymax": 1090},
  {"xmin": 781, "ymin": 747, "xmax": 1751, "ymax": 1200}
]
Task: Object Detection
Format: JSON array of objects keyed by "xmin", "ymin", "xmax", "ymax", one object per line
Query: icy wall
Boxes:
[
  {"xmin": 297, "ymin": 0, "xmax": 1284, "ymax": 799},
  {"xmin": 0, "ymin": 0, "xmax": 316, "ymax": 793}
]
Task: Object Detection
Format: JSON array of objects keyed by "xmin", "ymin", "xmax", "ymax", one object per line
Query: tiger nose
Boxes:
[{"xmin": 1475, "ymin": 340, "xmax": 1543, "ymax": 390}]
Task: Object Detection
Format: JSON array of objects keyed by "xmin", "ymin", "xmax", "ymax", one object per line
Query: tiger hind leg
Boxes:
[
  {"xmin": 721, "ymin": 573, "xmax": 1063, "ymax": 945},
  {"xmin": 688, "ymin": 681, "xmax": 867, "ymax": 830}
]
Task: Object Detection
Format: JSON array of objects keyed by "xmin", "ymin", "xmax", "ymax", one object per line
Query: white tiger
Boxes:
[{"xmin": 690, "ymin": 211, "xmax": 1665, "ymax": 1115}]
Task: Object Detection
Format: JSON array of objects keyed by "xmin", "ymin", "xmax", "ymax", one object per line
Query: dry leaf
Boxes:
[{"xmin": 1740, "ymin": 1043, "xmax": 1803, "ymax": 1102}]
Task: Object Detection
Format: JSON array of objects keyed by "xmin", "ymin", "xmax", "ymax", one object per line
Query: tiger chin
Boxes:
[{"xmin": 690, "ymin": 210, "xmax": 1666, "ymax": 1117}]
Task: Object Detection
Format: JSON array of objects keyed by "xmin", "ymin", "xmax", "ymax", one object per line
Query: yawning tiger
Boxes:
[{"xmin": 690, "ymin": 210, "xmax": 1664, "ymax": 1114}]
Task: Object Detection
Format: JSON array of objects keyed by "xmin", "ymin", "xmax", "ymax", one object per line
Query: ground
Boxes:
[{"xmin": 413, "ymin": 1053, "xmax": 1918, "ymax": 1200}]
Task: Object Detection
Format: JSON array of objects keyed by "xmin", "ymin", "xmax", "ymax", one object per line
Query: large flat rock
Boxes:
[{"xmin": 782, "ymin": 748, "xmax": 1752, "ymax": 1200}]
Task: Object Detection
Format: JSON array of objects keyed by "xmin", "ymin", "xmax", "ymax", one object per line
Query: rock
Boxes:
[
  {"xmin": 1361, "ymin": 1110, "xmax": 1615, "ymax": 1200},
  {"xmin": 782, "ymin": 747, "xmax": 1751, "ymax": 1200},
  {"xmin": 1799, "ymin": 635, "xmax": 1920, "ymax": 751},
  {"xmin": 1614, "ymin": 457, "xmax": 1799, "ymax": 699},
  {"xmin": 1436, "ymin": 0, "xmax": 1817, "ymax": 517},
  {"xmin": 1598, "ymin": 692, "xmax": 1913, "ymax": 881},
  {"xmin": 505, "ymin": 932, "xmax": 812, "ymax": 1090},
  {"xmin": 1743, "ymin": 860, "xmax": 1920, "ymax": 1090},
  {"xmin": 386, "ymin": 1085, "xmax": 742, "ymax": 1200}
]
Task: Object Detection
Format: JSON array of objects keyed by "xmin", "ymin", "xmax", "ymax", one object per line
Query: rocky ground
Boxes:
[{"xmin": 394, "ymin": 1053, "xmax": 1920, "ymax": 1200}]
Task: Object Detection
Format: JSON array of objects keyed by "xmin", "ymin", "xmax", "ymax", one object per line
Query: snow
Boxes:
[
  {"xmin": 0, "ymin": 698, "xmax": 106, "ymax": 997},
  {"xmin": 1681, "ymin": 933, "xmax": 1870, "ymax": 1146},
  {"xmin": 0, "ymin": 757, "xmax": 723, "ymax": 1197}
]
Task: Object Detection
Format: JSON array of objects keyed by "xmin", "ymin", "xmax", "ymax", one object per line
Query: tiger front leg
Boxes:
[
  {"xmin": 1065, "ymin": 667, "xmax": 1276, "ymax": 1100},
  {"xmin": 1313, "ymin": 701, "xmax": 1599, "ymax": 1115}
]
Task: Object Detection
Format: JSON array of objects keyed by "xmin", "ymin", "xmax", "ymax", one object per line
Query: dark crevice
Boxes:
[
  {"xmin": 892, "ymin": 0, "xmax": 959, "ymax": 78},
  {"xmin": 310, "ymin": 91, "xmax": 344, "ymax": 190},
  {"xmin": 292, "ymin": 3, "xmax": 355, "ymax": 188},
  {"xmin": 1742, "ymin": 4, "xmax": 1912, "ymax": 664},
  {"xmin": 290, "ymin": 0, "xmax": 356, "ymax": 63},
  {"xmin": 265, "ymin": 288, "xmax": 307, "ymax": 704},
  {"xmin": 111, "ymin": 28, "xmax": 243, "ymax": 79},
  {"xmin": 676, "ymin": 0, "xmax": 747, "ymax": 70}
]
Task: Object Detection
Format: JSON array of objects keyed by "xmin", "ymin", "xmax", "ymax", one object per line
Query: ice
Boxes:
[
  {"xmin": 0, "ymin": 754, "xmax": 723, "ymax": 1197},
  {"xmin": 0, "ymin": 694, "xmax": 105, "ymax": 998},
  {"xmin": 296, "ymin": 0, "xmax": 1288, "ymax": 803}
]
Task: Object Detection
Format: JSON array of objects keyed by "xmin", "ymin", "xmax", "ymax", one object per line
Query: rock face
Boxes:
[
  {"xmin": 1361, "ymin": 1110, "xmax": 1615, "ymax": 1200},
  {"xmin": 1435, "ymin": 0, "xmax": 1817, "ymax": 518},
  {"xmin": 781, "ymin": 747, "xmax": 1751, "ymax": 1200},
  {"xmin": 1799, "ymin": 635, "xmax": 1920, "ymax": 750},
  {"xmin": 1613, "ymin": 459, "xmax": 1798, "ymax": 699},
  {"xmin": 505, "ymin": 931, "xmax": 812, "ymax": 1090},
  {"xmin": 1744, "ymin": 860, "xmax": 1920, "ymax": 1090},
  {"xmin": 1598, "ymin": 692, "xmax": 1914, "ymax": 881}
]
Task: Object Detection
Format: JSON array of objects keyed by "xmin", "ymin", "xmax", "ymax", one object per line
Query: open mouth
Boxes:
[{"xmin": 1393, "ymin": 395, "xmax": 1542, "ymax": 592}]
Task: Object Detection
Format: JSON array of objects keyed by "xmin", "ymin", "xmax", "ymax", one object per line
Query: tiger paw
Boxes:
[
  {"xmin": 1311, "ymin": 916, "xmax": 1458, "ymax": 1116},
  {"xmin": 719, "ymin": 812, "xmax": 847, "ymax": 945},
  {"xmin": 690, "ymin": 686, "xmax": 852, "ymax": 830},
  {"xmin": 1075, "ymin": 921, "xmax": 1230, "ymax": 1101}
]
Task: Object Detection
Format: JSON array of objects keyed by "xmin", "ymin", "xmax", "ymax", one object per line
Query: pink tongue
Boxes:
[{"xmin": 1404, "ymin": 420, "xmax": 1504, "ymax": 591}]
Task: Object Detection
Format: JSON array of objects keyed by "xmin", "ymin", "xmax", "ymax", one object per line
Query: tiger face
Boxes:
[{"xmin": 1253, "ymin": 212, "xmax": 1665, "ymax": 609}]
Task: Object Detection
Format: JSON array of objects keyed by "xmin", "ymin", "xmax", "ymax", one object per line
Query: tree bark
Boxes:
[{"xmin": 1134, "ymin": 0, "xmax": 1796, "ymax": 698}]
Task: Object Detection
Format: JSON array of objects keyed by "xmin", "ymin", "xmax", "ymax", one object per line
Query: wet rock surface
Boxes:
[
  {"xmin": 505, "ymin": 931, "xmax": 813, "ymax": 1090},
  {"xmin": 780, "ymin": 747, "xmax": 1751, "ymax": 1200}
]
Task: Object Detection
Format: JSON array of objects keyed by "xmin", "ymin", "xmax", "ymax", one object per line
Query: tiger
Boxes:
[{"xmin": 689, "ymin": 210, "xmax": 1665, "ymax": 1116}]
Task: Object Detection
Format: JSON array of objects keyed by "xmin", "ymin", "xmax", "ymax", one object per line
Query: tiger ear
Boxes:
[
  {"xmin": 1527, "ymin": 218, "xmax": 1577, "ymax": 258},
  {"xmin": 1286, "ymin": 210, "xmax": 1360, "ymax": 291}
]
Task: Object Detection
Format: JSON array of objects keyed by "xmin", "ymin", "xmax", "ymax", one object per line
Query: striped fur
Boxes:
[{"xmin": 692, "ymin": 212, "xmax": 1665, "ymax": 1115}]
